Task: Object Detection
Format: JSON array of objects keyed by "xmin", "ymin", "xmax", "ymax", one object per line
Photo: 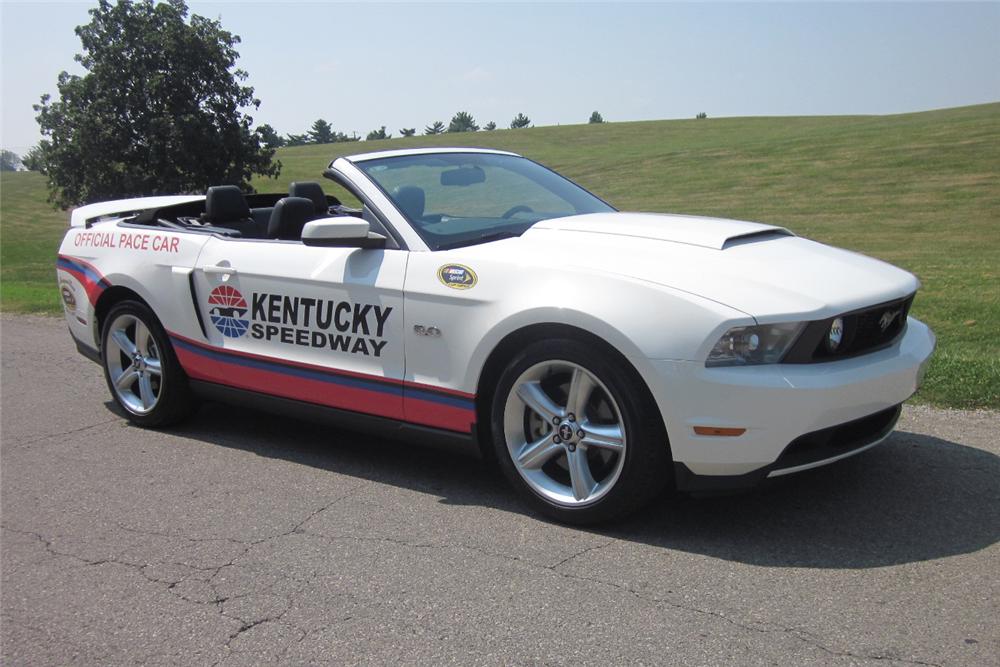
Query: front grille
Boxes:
[{"xmin": 782, "ymin": 294, "xmax": 914, "ymax": 364}]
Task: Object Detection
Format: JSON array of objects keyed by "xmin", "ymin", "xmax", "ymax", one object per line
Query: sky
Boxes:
[{"xmin": 1, "ymin": 1, "xmax": 998, "ymax": 155}]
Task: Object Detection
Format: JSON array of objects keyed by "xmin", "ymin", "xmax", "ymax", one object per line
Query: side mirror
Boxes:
[{"xmin": 301, "ymin": 217, "xmax": 387, "ymax": 249}]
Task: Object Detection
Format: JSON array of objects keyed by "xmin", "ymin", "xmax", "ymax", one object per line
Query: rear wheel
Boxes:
[
  {"xmin": 490, "ymin": 339, "xmax": 670, "ymax": 524},
  {"xmin": 101, "ymin": 300, "xmax": 193, "ymax": 427}
]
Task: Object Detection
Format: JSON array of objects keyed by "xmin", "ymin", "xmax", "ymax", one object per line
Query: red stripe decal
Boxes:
[{"xmin": 170, "ymin": 332, "xmax": 475, "ymax": 433}]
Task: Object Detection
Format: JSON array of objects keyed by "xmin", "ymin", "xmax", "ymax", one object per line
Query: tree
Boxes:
[
  {"xmin": 448, "ymin": 111, "xmax": 479, "ymax": 133},
  {"xmin": 309, "ymin": 118, "xmax": 335, "ymax": 144},
  {"xmin": 696, "ymin": 112, "xmax": 708, "ymax": 119},
  {"xmin": 285, "ymin": 133, "xmax": 309, "ymax": 147},
  {"xmin": 589, "ymin": 111, "xmax": 604, "ymax": 124},
  {"xmin": 0, "ymin": 150, "xmax": 20, "ymax": 171},
  {"xmin": 424, "ymin": 121, "xmax": 445, "ymax": 135},
  {"xmin": 509, "ymin": 113, "xmax": 531, "ymax": 129},
  {"xmin": 483, "ymin": 121, "xmax": 497, "ymax": 131},
  {"xmin": 257, "ymin": 124, "xmax": 285, "ymax": 149},
  {"xmin": 399, "ymin": 128, "xmax": 416, "ymax": 137},
  {"xmin": 366, "ymin": 126, "xmax": 390, "ymax": 141},
  {"xmin": 21, "ymin": 145, "xmax": 47, "ymax": 173},
  {"xmin": 33, "ymin": 0, "xmax": 279, "ymax": 208}
]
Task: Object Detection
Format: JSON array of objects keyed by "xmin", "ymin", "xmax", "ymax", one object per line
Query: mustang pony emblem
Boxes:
[{"xmin": 879, "ymin": 309, "xmax": 901, "ymax": 332}]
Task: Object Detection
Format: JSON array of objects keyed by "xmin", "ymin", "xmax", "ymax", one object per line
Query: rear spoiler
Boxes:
[{"xmin": 70, "ymin": 195, "xmax": 204, "ymax": 228}]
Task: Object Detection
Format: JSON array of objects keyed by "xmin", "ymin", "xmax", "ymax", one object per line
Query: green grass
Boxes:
[
  {"xmin": 3, "ymin": 103, "xmax": 998, "ymax": 408},
  {"xmin": 1, "ymin": 171, "xmax": 66, "ymax": 313}
]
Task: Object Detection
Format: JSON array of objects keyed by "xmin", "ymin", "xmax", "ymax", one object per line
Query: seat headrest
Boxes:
[
  {"xmin": 289, "ymin": 181, "xmax": 329, "ymax": 215},
  {"xmin": 267, "ymin": 197, "xmax": 315, "ymax": 240},
  {"xmin": 392, "ymin": 185, "xmax": 425, "ymax": 220},
  {"xmin": 205, "ymin": 185, "xmax": 251, "ymax": 222}
]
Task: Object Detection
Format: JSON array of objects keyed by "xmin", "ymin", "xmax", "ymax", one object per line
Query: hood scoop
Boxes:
[{"xmin": 529, "ymin": 212, "xmax": 794, "ymax": 250}]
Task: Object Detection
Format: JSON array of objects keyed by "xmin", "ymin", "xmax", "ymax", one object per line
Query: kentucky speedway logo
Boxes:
[{"xmin": 208, "ymin": 285, "xmax": 249, "ymax": 338}]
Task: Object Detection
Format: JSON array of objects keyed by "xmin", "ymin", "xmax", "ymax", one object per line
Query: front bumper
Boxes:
[{"xmin": 647, "ymin": 316, "xmax": 935, "ymax": 483}]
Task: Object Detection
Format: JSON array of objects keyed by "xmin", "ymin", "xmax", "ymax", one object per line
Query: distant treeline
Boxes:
[{"xmin": 258, "ymin": 110, "xmax": 618, "ymax": 148}]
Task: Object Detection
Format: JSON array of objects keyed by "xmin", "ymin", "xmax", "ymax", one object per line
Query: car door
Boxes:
[{"xmin": 187, "ymin": 236, "xmax": 407, "ymax": 421}]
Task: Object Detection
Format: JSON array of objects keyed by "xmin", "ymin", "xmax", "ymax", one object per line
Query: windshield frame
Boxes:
[{"xmin": 348, "ymin": 151, "xmax": 617, "ymax": 251}]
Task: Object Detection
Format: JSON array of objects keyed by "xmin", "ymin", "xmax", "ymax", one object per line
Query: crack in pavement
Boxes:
[
  {"xmin": 4, "ymin": 418, "xmax": 122, "ymax": 448},
  {"xmin": 2, "ymin": 483, "xmax": 945, "ymax": 667},
  {"xmin": 294, "ymin": 529, "xmax": 944, "ymax": 667}
]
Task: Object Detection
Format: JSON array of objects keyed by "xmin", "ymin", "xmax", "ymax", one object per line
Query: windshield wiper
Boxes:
[{"xmin": 436, "ymin": 230, "xmax": 524, "ymax": 250}]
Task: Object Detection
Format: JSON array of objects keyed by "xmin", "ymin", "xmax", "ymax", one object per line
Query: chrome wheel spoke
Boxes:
[
  {"xmin": 517, "ymin": 433, "xmax": 562, "ymax": 470},
  {"xmin": 111, "ymin": 329, "xmax": 137, "ymax": 358},
  {"xmin": 137, "ymin": 373, "xmax": 156, "ymax": 410},
  {"xmin": 134, "ymin": 321, "xmax": 152, "ymax": 356},
  {"xmin": 144, "ymin": 357, "xmax": 162, "ymax": 377},
  {"xmin": 565, "ymin": 368, "xmax": 595, "ymax": 420},
  {"xmin": 516, "ymin": 381, "xmax": 562, "ymax": 424},
  {"xmin": 580, "ymin": 422, "xmax": 624, "ymax": 453},
  {"xmin": 114, "ymin": 368, "xmax": 139, "ymax": 391},
  {"xmin": 567, "ymin": 447, "xmax": 598, "ymax": 501}
]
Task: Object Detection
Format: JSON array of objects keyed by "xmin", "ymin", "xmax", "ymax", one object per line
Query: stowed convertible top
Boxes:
[{"xmin": 128, "ymin": 183, "xmax": 352, "ymax": 240}]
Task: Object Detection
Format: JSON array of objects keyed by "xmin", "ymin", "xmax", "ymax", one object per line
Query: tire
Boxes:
[
  {"xmin": 100, "ymin": 300, "xmax": 193, "ymax": 427},
  {"xmin": 490, "ymin": 338, "xmax": 671, "ymax": 524}
]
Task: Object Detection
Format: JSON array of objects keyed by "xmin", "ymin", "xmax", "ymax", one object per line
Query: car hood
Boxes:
[{"xmin": 506, "ymin": 212, "xmax": 919, "ymax": 320}]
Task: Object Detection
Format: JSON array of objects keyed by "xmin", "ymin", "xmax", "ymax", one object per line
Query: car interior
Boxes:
[{"xmin": 126, "ymin": 181, "xmax": 397, "ymax": 247}]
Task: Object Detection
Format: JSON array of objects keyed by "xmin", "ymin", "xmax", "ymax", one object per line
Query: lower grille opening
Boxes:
[{"xmin": 772, "ymin": 404, "xmax": 902, "ymax": 471}]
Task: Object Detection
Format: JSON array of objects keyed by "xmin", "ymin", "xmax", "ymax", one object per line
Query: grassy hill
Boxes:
[{"xmin": 3, "ymin": 103, "xmax": 998, "ymax": 408}]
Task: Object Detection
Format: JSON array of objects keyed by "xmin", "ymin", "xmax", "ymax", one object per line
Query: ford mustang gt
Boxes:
[{"xmin": 56, "ymin": 147, "xmax": 935, "ymax": 523}]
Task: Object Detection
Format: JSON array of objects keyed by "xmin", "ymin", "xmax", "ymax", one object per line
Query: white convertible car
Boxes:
[{"xmin": 57, "ymin": 147, "xmax": 935, "ymax": 523}]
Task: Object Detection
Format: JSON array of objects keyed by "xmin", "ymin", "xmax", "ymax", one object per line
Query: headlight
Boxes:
[{"xmin": 706, "ymin": 322, "xmax": 805, "ymax": 367}]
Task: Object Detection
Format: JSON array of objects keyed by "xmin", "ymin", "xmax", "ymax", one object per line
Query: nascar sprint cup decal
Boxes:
[{"xmin": 208, "ymin": 285, "xmax": 392, "ymax": 357}]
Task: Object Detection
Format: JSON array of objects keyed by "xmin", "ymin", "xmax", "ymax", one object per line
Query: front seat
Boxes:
[
  {"xmin": 391, "ymin": 185, "xmax": 425, "ymax": 221},
  {"xmin": 289, "ymin": 181, "xmax": 331, "ymax": 216},
  {"xmin": 266, "ymin": 197, "xmax": 315, "ymax": 240}
]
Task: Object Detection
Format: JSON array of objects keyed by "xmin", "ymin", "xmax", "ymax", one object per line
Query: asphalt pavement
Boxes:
[{"xmin": 2, "ymin": 314, "xmax": 998, "ymax": 666}]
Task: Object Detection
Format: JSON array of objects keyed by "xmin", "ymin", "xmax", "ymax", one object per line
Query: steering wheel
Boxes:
[{"xmin": 501, "ymin": 205, "xmax": 534, "ymax": 219}]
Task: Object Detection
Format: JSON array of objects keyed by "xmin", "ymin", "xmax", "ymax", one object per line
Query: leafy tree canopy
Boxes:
[
  {"xmin": 483, "ymin": 121, "xmax": 497, "ymax": 131},
  {"xmin": 257, "ymin": 124, "xmax": 284, "ymax": 149},
  {"xmin": 0, "ymin": 150, "xmax": 20, "ymax": 172},
  {"xmin": 33, "ymin": 0, "xmax": 280, "ymax": 207},
  {"xmin": 509, "ymin": 113, "xmax": 531, "ymax": 129},
  {"xmin": 21, "ymin": 146, "xmax": 46, "ymax": 173},
  {"xmin": 366, "ymin": 126, "xmax": 390, "ymax": 141},
  {"xmin": 424, "ymin": 121, "xmax": 445, "ymax": 135},
  {"xmin": 309, "ymin": 118, "xmax": 334, "ymax": 144},
  {"xmin": 589, "ymin": 110, "xmax": 605, "ymax": 124},
  {"xmin": 400, "ymin": 128, "xmax": 416, "ymax": 137},
  {"xmin": 448, "ymin": 111, "xmax": 479, "ymax": 133}
]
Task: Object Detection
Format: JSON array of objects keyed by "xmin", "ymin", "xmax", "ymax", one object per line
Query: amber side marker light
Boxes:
[{"xmin": 693, "ymin": 426, "xmax": 747, "ymax": 437}]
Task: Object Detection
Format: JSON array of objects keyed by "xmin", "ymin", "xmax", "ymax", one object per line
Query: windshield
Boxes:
[{"xmin": 354, "ymin": 152, "xmax": 615, "ymax": 250}]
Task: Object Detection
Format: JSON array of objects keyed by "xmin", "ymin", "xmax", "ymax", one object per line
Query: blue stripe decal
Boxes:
[
  {"xmin": 58, "ymin": 256, "xmax": 111, "ymax": 289},
  {"xmin": 171, "ymin": 336, "xmax": 474, "ymax": 410}
]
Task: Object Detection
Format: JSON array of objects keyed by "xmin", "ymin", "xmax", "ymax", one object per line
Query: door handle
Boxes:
[{"xmin": 201, "ymin": 265, "xmax": 238, "ymax": 276}]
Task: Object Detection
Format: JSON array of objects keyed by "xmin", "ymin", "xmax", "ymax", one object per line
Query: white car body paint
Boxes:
[{"xmin": 57, "ymin": 147, "xmax": 935, "ymax": 489}]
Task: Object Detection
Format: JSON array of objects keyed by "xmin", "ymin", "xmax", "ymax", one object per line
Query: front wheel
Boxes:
[
  {"xmin": 101, "ymin": 300, "xmax": 193, "ymax": 427},
  {"xmin": 490, "ymin": 339, "xmax": 671, "ymax": 524}
]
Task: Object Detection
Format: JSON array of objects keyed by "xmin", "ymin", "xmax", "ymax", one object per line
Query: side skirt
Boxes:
[
  {"xmin": 74, "ymin": 336, "xmax": 102, "ymax": 365},
  {"xmin": 189, "ymin": 380, "xmax": 481, "ymax": 459}
]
